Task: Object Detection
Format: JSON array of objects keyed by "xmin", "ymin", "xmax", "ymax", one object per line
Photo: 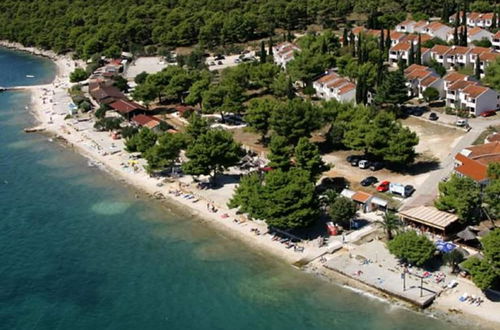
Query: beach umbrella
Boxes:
[
  {"xmin": 435, "ymin": 240, "xmax": 456, "ymax": 253},
  {"xmin": 456, "ymin": 227, "xmax": 476, "ymax": 241}
]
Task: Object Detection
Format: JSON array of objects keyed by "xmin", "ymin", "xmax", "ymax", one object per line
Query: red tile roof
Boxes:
[
  {"xmin": 462, "ymin": 85, "xmax": 488, "ymax": 98},
  {"xmin": 109, "ymin": 99, "xmax": 146, "ymax": 114},
  {"xmin": 431, "ymin": 45, "xmax": 451, "ymax": 55},
  {"xmin": 421, "ymin": 75, "xmax": 439, "ymax": 87},
  {"xmin": 444, "ymin": 72, "xmax": 468, "ymax": 83},
  {"xmin": 131, "ymin": 114, "xmax": 159, "ymax": 126},
  {"xmin": 338, "ymin": 83, "xmax": 356, "ymax": 95},
  {"xmin": 455, "ymin": 142, "xmax": 500, "ymax": 181},
  {"xmin": 391, "ymin": 41, "xmax": 412, "ymax": 52}
]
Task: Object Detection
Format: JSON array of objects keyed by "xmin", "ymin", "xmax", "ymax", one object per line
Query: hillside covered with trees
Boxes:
[{"xmin": 1, "ymin": 0, "xmax": 494, "ymax": 58}]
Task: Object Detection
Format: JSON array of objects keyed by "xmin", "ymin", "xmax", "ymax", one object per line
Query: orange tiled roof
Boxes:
[
  {"xmin": 447, "ymin": 80, "xmax": 476, "ymax": 91},
  {"xmin": 465, "ymin": 142, "xmax": 500, "ymax": 158},
  {"xmin": 468, "ymin": 27, "xmax": 487, "ymax": 36},
  {"xmin": 454, "ymin": 143, "xmax": 500, "ymax": 182},
  {"xmin": 352, "ymin": 191, "xmax": 372, "ymax": 203},
  {"xmin": 479, "ymin": 52, "xmax": 499, "ymax": 62},
  {"xmin": 407, "ymin": 69, "xmax": 432, "ymax": 80},
  {"xmin": 469, "ymin": 47, "xmax": 490, "ymax": 55},
  {"xmin": 391, "ymin": 41, "xmax": 412, "ymax": 52},
  {"xmin": 426, "ymin": 22, "xmax": 448, "ymax": 32},
  {"xmin": 338, "ymin": 83, "xmax": 356, "ymax": 95},
  {"xmin": 316, "ymin": 73, "xmax": 339, "ymax": 83},
  {"xmin": 352, "ymin": 26, "xmax": 366, "ymax": 35},
  {"xmin": 444, "ymin": 72, "xmax": 468, "ymax": 83},
  {"xmin": 327, "ymin": 78, "xmax": 350, "ymax": 88},
  {"xmin": 462, "ymin": 85, "xmax": 488, "ymax": 98},
  {"xmin": 447, "ymin": 46, "xmax": 470, "ymax": 56},
  {"xmin": 494, "ymin": 31, "xmax": 500, "ymax": 39},
  {"xmin": 431, "ymin": 45, "xmax": 451, "ymax": 55},
  {"xmin": 404, "ymin": 64, "xmax": 428, "ymax": 74},
  {"xmin": 421, "ymin": 75, "xmax": 439, "ymax": 87}
]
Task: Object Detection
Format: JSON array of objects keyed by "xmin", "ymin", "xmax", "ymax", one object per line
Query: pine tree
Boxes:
[
  {"xmin": 416, "ymin": 34, "xmax": 422, "ymax": 65},
  {"xmin": 408, "ymin": 43, "xmax": 415, "ymax": 65},
  {"xmin": 385, "ymin": 29, "xmax": 392, "ymax": 53},
  {"xmin": 268, "ymin": 37, "xmax": 273, "ymax": 56},
  {"xmin": 343, "ymin": 28, "xmax": 349, "ymax": 47},
  {"xmin": 356, "ymin": 34, "xmax": 362, "ymax": 60},
  {"xmin": 379, "ymin": 29, "xmax": 385, "ymax": 52},
  {"xmin": 398, "ymin": 56, "xmax": 406, "ymax": 72},
  {"xmin": 453, "ymin": 22, "xmax": 459, "ymax": 45},
  {"xmin": 349, "ymin": 31, "xmax": 356, "ymax": 57},
  {"xmin": 442, "ymin": 1, "xmax": 449, "ymax": 23},
  {"xmin": 260, "ymin": 40, "xmax": 267, "ymax": 63},
  {"xmin": 475, "ymin": 55, "xmax": 481, "ymax": 80}
]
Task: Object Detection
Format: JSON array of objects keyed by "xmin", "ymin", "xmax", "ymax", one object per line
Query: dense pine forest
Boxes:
[{"xmin": 0, "ymin": 0, "xmax": 495, "ymax": 58}]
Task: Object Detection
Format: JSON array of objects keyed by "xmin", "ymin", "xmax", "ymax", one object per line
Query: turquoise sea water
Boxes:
[{"xmin": 0, "ymin": 48, "xmax": 469, "ymax": 330}]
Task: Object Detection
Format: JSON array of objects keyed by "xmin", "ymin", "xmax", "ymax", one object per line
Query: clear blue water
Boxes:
[{"xmin": 0, "ymin": 48, "xmax": 469, "ymax": 330}]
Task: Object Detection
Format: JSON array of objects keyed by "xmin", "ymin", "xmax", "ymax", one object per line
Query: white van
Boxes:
[{"xmin": 389, "ymin": 183, "xmax": 415, "ymax": 198}]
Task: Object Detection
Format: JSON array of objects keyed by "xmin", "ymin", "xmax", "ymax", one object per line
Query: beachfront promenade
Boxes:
[{"xmin": 325, "ymin": 240, "xmax": 442, "ymax": 308}]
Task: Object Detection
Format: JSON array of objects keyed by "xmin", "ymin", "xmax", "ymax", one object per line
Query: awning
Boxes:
[
  {"xmin": 340, "ymin": 188, "xmax": 355, "ymax": 199},
  {"xmin": 371, "ymin": 197, "xmax": 388, "ymax": 207},
  {"xmin": 399, "ymin": 206, "xmax": 459, "ymax": 231}
]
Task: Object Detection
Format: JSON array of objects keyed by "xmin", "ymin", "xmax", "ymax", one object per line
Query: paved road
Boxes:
[{"xmin": 402, "ymin": 116, "xmax": 500, "ymax": 210}]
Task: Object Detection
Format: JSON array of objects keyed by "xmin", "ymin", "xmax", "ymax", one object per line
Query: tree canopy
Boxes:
[
  {"xmin": 182, "ymin": 128, "xmax": 243, "ymax": 182},
  {"xmin": 229, "ymin": 168, "xmax": 319, "ymax": 230},
  {"xmin": 387, "ymin": 230, "xmax": 435, "ymax": 266},
  {"xmin": 435, "ymin": 174, "xmax": 481, "ymax": 223}
]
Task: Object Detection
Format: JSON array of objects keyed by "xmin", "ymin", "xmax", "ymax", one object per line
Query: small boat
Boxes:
[
  {"xmin": 26, "ymin": 75, "xmax": 35, "ymax": 78},
  {"xmin": 88, "ymin": 160, "xmax": 98, "ymax": 167}
]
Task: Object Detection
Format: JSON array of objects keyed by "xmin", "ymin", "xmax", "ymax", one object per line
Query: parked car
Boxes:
[
  {"xmin": 351, "ymin": 158, "xmax": 361, "ymax": 166},
  {"xmin": 389, "ymin": 183, "xmax": 415, "ymax": 198},
  {"xmin": 358, "ymin": 160, "xmax": 370, "ymax": 169},
  {"xmin": 377, "ymin": 181, "xmax": 390, "ymax": 192},
  {"xmin": 360, "ymin": 176, "xmax": 378, "ymax": 186},
  {"xmin": 480, "ymin": 110, "xmax": 496, "ymax": 117},
  {"xmin": 369, "ymin": 161, "xmax": 384, "ymax": 171},
  {"xmin": 429, "ymin": 112, "xmax": 439, "ymax": 121},
  {"xmin": 346, "ymin": 155, "xmax": 362, "ymax": 163},
  {"xmin": 209, "ymin": 61, "xmax": 216, "ymax": 66},
  {"xmin": 217, "ymin": 61, "xmax": 223, "ymax": 65},
  {"xmin": 214, "ymin": 54, "xmax": 225, "ymax": 60},
  {"xmin": 234, "ymin": 58, "xmax": 241, "ymax": 64},
  {"xmin": 456, "ymin": 118, "xmax": 468, "ymax": 127}
]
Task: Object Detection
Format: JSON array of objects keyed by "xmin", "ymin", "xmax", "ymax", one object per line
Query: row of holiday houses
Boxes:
[{"xmin": 404, "ymin": 64, "xmax": 499, "ymax": 116}]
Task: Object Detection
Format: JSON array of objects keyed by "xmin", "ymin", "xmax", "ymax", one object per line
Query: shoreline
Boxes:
[{"xmin": 2, "ymin": 43, "xmax": 498, "ymax": 330}]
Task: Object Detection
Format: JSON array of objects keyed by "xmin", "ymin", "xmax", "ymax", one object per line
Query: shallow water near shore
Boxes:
[{"xmin": 0, "ymin": 47, "xmax": 475, "ymax": 330}]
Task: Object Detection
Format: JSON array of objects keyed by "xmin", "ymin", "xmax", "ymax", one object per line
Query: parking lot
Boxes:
[
  {"xmin": 205, "ymin": 52, "xmax": 256, "ymax": 71},
  {"xmin": 322, "ymin": 118, "xmax": 465, "ymax": 199}
]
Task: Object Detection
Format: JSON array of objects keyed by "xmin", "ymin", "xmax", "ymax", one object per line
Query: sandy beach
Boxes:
[{"xmin": 2, "ymin": 42, "xmax": 499, "ymax": 329}]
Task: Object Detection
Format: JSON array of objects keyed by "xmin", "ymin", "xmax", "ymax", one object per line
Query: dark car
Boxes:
[
  {"xmin": 404, "ymin": 185, "xmax": 415, "ymax": 197},
  {"xmin": 346, "ymin": 155, "xmax": 361, "ymax": 163},
  {"xmin": 214, "ymin": 54, "xmax": 225, "ymax": 60},
  {"xmin": 360, "ymin": 176, "xmax": 378, "ymax": 186},
  {"xmin": 369, "ymin": 161, "xmax": 384, "ymax": 171},
  {"xmin": 429, "ymin": 112, "xmax": 439, "ymax": 121}
]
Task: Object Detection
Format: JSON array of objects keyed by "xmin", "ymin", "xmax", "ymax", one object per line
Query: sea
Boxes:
[{"xmin": 0, "ymin": 47, "xmax": 471, "ymax": 330}]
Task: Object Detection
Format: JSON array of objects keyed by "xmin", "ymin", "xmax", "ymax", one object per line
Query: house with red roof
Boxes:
[
  {"xmin": 389, "ymin": 42, "xmax": 431, "ymax": 66},
  {"xmin": 404, "ymin": 64, "xmax": 445, "ymax": 99},
  {"xmin": 89, "ymin": 83, "xmax": 126, "ymax": 105},
  {"xmin": 313, "ymin": 71, "xmax": 356, "ymax": 103},
  {"xmin": 447, "ymin": 26, "xmax": 493, "ymax": 44},
  {"xmin": 429, "ymin": 45, "xmax": 453, "ymax": 68},
  {"xmin": 109, "ymin": 99, "xmax": 147, "ymax": 119},
  {"xmin": 131, "ymin": 114, "xmax": 162, "ymax": 132},
  {"xmin": 421, "ymin": 22, "xmax": 452, "ymax": 40},
  {"xmin": 272, "ymin": 42, "xmax": 301, "ymax": 68},
  {"xmin": 454, "ymin": 142, "xmax": 500, "ymax": 185},
  {"xmin": 450, "ymin": 12, "xmax": 499, "ymax": 29},
  {"xmin": 474, "ymin": 52, "xmax": 500, "ymax": 78}
]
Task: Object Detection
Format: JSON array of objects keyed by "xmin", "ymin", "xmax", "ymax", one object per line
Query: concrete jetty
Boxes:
[{"xmin": 0, "ymin": 84, "xmax": 52, "ymax": 92}]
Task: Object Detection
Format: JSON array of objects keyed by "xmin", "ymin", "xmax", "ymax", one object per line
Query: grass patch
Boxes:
[{"xmin": 473, "ymin": 125, "xmax": 500, "ymax": 145}]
